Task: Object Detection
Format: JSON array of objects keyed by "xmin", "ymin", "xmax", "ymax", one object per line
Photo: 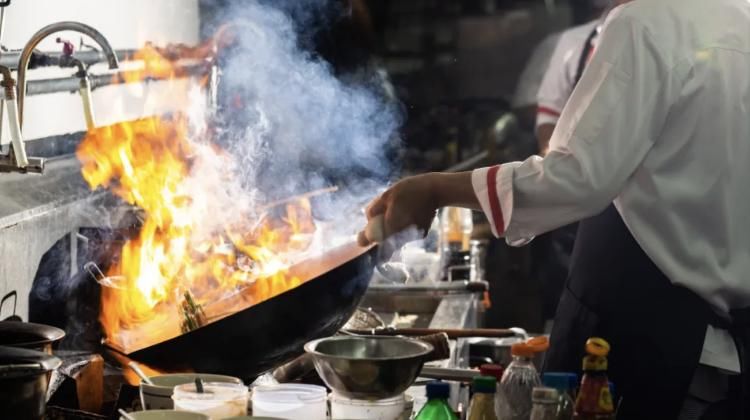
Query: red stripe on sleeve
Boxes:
[
  {"xmin": 537, "ymin": 106, "xmax": 561, "ymax": 117},
  {"xmin": 486, "ymin": 166, "xmax": 505, "ymax": 236}
]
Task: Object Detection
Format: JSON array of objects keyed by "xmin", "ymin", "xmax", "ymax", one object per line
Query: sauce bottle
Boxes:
[
  {"xmin": 573, "ymin": 338, "xmax": 615, "ymax": 420},
  {"xmin": 468, "ymin": 376, "xmax": 499, "ymax": 420}
]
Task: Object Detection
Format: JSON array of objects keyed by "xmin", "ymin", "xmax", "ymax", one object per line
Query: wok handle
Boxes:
[{"xmin": 346, "ymin": 327, "xmax": 517, "ymax": 339}]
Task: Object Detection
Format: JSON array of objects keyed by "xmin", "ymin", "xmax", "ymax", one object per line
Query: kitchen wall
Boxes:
[{"xmin": 1, "ymin": 0, "xmax": 200, "ymax": 142}]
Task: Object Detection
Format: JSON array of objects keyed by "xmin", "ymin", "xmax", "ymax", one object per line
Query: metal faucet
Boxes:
[
  {"xmin": 17, "ymin": 21, "xmax": 119, "ymax": 130},
  {"xmin": 1, "ymin": 22, "xmax": 119, "ymax": 174}
]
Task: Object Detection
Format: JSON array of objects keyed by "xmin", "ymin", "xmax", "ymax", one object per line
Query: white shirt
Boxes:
[
  {"xmin": 473, "ymin": 0, "xmax": 750, "ymax": 372},
  {"xmin": 536, "ymin": 20, "xmax": 599, "ymax": 129},
  {"xmin": 512, "ymin": 33, "xmax": 562, "ymax": 108}
]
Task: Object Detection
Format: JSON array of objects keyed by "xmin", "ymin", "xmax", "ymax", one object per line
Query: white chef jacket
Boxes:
[
  {"xmin": 473, "ymin": 0, "xmax": 750, "ymax": 373},
  {"xmin": 512, "ymin": 33, "xmax": 562, "ymax": 109},
  {"xmin": 536, "ymin": 20, "xmax": 599, "ymax": 129}
]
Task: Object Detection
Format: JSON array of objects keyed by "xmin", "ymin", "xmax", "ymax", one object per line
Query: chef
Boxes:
[{"xmin": 358, "ymin": 0, "xmax": 750, "ymax": 418}]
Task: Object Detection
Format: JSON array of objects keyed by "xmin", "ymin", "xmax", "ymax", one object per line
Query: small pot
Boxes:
[
  {"xmin": 0, "ymin": 320, "xmax": 65, "ymax": 354},
  {"xmin": 0, "ymin": 345, "xmax": 61, "ymax": 420}
]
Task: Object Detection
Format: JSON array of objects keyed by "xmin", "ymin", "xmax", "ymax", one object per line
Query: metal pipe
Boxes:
[
  {"xmin": 0, "ymin": 6, "xmax": 6, "ymax": 145},
  {"xmin": 0, "ymin": 49, "xmax": 134, "ymax": 70},
  {"xmin": 24, "ymin": 62, "xmax": 205, "ymax": 96},
  {"xmin": 17, "ymin": 22, "xmax": 120, "ymax": 129},
  {"xmin": 79, "ymin": 76, "xmax": 96, "ymax": 130},
  {"xmin": 0, "ymin": 66, "xmax": 27, "ymax": 167}
]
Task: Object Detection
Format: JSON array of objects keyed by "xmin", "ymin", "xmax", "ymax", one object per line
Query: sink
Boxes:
[{"xmin": 360, "ymin": 281, "xmax": 489, "ymax": 329}]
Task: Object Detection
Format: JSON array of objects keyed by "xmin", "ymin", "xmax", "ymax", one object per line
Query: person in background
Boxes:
[
  {"xmin": 359, "ymin": 0, "xmax": 750, "ymax": 417},
  {"xmin": 535, "ymin": 19, "xmax": 599, "ymax": 154},
  {"xmin": 512, "ymin": 0, "xmax": 610, "ymax": 132},
  {"xmin": 535, "ymin": 0, "xmax": 630, "ymax": 155},
  {"xmin": 512, "ymin": 33, "xmax": 561, "ymax": 132}
]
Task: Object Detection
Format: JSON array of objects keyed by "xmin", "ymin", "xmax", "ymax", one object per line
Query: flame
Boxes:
[{"xmin": 77, "ymin": 44, "xmax": 317, "ymax": 352}]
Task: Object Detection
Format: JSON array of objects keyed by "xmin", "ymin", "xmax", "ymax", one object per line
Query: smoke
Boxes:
[{"xmin": 210, "ymin": 0, "xmax": 401, "ymax": 200}]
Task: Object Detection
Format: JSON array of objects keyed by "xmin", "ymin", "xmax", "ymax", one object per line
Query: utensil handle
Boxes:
[
  {"xmin": 273, "ymin": 353, "xmax": 315, "ymax": 383},
  {"xmin": 346, "ymin": 327, "xmax": 516, "ymax": 339},
  {"xmin": 418, "ymin": 333, "xmax": 451, "ymax": 362},
  {"xmin": 420, "ymin": 366, "xmax": 478, "ymax": 382}
]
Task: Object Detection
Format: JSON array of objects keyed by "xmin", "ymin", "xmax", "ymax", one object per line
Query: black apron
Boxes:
[{"xmin": 544, "ymin": 205, "xmax": 750, "ymax": 419}]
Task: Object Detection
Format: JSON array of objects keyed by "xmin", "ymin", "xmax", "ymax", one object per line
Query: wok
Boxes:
[{"xmin": 113, "ymin": 241, "xmax": 378, "ymax": 380}]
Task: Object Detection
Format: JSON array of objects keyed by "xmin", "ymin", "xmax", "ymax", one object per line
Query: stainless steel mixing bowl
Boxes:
[{"xmin": 304, "ymin": 335, "xmax": 433, "ymax": 399}]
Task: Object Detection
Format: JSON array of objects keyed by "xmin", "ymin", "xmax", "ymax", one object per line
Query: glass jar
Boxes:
[{"xmin": 530, "ymin": 387, "xmax": 561, "ymax": 420}]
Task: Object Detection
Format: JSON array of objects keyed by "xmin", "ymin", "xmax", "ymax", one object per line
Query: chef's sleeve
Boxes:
[{"xmin": 473, "ymin": 8, "xmax": 673, "ymax": 244}]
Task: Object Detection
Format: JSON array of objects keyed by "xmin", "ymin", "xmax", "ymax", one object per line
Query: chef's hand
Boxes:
[{"xmin": 357, "ymin": 174, "xmax": 439, "ymax": 246}]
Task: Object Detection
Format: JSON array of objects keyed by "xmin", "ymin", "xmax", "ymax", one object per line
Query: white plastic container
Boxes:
[
  {"xmin": 330, "ymin": 392, "xmax": 407, "ymax": 420},
  {"xmin": 251, "ymin": 384, "xmax": 327, "ymax": 420},
  {"xmin": 172, "ymin": 381, "xmax": 249, "ymax": 419}
]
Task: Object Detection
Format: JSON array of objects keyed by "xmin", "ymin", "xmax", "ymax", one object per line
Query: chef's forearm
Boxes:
[{"xmin": 430, "ymin": 172, "xmax": 482, "ymax": 210}]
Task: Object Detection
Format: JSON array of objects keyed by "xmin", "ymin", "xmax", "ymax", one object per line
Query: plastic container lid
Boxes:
[
  {"xmin": 472, "ymin": 376, "xmax": 496, "ymax": 394},
  {"xmin": 542, "ymin": 372, "xmax": 578, "ymax": 391},
  {"xmin": 479, "ymin": 364, "xmax": 503, "ymax": 381},
  {"xmin": 252, "ymin": 384, "xmax": 327, "ymax": 404},
  {"xmin": 531, "ymin": 387, "xmax": 560, "ymax": 403},
  {"xmin": 172, "ymin": 382, "xmax": 249, "ymax": 402},
  {"xmin": 425, "ymin": 381, "xmax": 450, "ymax": 399},
  {"xmin": 330, "ymin": 392, "xmax": 405, "ymax": 405}
]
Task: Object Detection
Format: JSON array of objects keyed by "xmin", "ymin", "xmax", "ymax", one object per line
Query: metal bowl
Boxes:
[{"xmin": 304, "ymin": 335, "xmax": 433, "ymax": 399}]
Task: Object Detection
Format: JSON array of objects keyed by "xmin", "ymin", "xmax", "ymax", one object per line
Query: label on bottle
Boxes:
[{"xmin": 597, "ymin": 387, "xmax": 614, "ymax": 412}]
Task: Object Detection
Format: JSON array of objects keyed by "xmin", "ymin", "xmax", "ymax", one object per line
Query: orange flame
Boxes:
[{"xmin": 77, "ymin": 44, "xmax": 315, "ymax": 352}]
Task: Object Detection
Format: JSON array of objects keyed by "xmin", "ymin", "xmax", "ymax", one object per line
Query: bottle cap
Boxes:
[
  {"xmin": 425, "ymin": 381, "xmax": 451, "ymax": 399},
  {"xmin": 532, "ymin": 386, "xmax": 559, "ymax": 403},
  {"xmin": 479, "ymin": 364, "xmax": 503, "ymax": 381},
  {"xmin": 582, "ymin": 337, "xmax": 611, "ymax": 371},
  {"xmin": 511, "ymin": 336, "xmax": 549, "ymax": 356},
  {"xmin": 542, "ymin": 372, "xmax": 578, "ymax": 391},
  {"xmin": 472, "ymin": 376, "xmax": 496, "ymax": 394},
  {"xmin": 511, "ymin": 342, "xmax": 535, "ymax": 357}
]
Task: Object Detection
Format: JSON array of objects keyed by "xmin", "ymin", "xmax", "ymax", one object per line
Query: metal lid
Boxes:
[
  {"xmin": 0, "ymin": 345, "xmax": 61, "ymax": 376},
  {"xmin": 0, "ymin": 320, "xmax": 65, "ymax": 348},
  {"xmin": 532, "ymin": 387, "xmax": 559, "ymax": 403}
]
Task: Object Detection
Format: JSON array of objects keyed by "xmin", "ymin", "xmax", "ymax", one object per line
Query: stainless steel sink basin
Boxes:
[
  {"xmin": 360, "ymin": 292, "xmax": 443, "ymax": 315},
  {"xmin": 361, "ymin": 281, "xmax": 489, "ymax": 329}
]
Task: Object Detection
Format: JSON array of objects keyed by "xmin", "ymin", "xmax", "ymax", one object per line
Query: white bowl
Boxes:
[
  {"xmin": 139, "ymin": 373, "xmax": 242, "ymax": 410},
  {"xmin": 252, "ymin": 384, "xmax": 327, "ymax": 420},
  {"xmin": 119, "ymin": 410, "xmax": 210, "ymax": 420}
]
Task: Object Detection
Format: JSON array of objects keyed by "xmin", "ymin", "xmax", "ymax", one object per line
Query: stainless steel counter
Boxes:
[{"xmin": 0, "ymin": 155, "xmax": 123, "ymax": 319}]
